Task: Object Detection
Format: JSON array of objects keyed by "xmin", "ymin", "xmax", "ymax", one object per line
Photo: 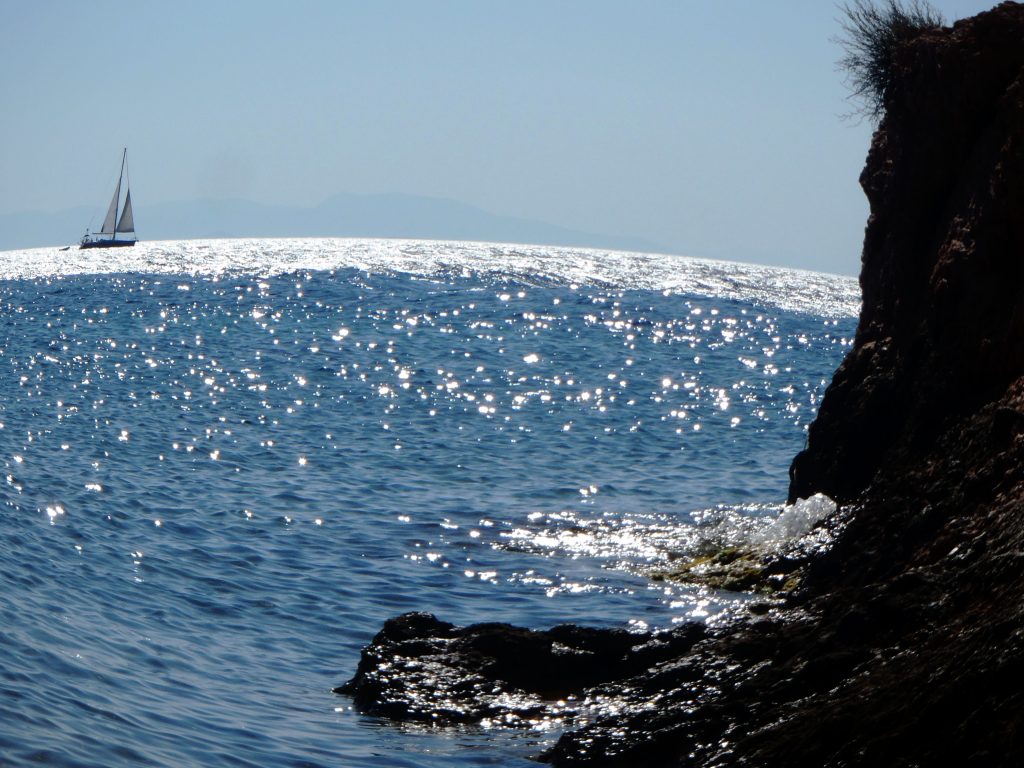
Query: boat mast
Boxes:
[{"xmin": 112, "ymin": 148, "xmax": 126, "ymax": 243}]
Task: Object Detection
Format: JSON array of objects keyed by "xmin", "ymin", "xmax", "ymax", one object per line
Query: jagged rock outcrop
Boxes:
[
  {"xmin": 340, "ymin": 5, "xmax": 1024, "ymax": 766},
  {"xmin": 789, "ymin": 0, "xmax": 1024, "ymax": 505}
]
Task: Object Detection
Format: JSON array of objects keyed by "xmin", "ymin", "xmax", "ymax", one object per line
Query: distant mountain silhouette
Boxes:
[{"xmin": 0, "ymin": 193, "xmax": 663, "ymax": 253}]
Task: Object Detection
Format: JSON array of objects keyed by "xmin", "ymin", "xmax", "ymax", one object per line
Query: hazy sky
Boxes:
[{"xmin": 0, "ymin": 0, "xmax": 997, "ymax": 274}]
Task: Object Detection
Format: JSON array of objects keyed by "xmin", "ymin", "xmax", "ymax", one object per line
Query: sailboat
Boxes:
[{"xmin": 80, "ymin": 148, "xmax": 137, "ymax": 249}]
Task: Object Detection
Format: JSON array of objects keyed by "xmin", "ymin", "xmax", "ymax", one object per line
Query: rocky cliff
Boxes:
[
  {"xmin": 790, "ymin": 0, "xmax": 1024, "ymax": 507},
  {"xmin": 340, "ymin": 5, "xmax": 1024, "ymax": 765}
]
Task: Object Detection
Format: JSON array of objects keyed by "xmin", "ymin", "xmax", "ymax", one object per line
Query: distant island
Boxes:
[{"xmin": 0, "ymin": 192, "xmax": 663, "ymax": 254}]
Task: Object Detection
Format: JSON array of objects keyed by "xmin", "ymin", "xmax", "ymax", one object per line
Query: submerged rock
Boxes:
[
  {"xmin": 652, "ymin": 542, "xmax": 805, "ymax": 595},
  {"xmin": 651, "ymin": 493, "xmax": 838, "ymax": 593},
  {"xmin": 340, "ymin": 4, "xmax": 1024, "ymax": 765}
]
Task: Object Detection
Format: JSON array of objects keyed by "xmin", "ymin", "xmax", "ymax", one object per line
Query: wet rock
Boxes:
[
  {"xmin": 653, "ymin": 545, "xmax": 770, "ymax": 591},
  {"xmin": 337, "ymin": 611, "xmax": 708, "ymax": 726},
  {"xmin": 651, "ymin": 545, "xmax": 799, "ymax": 593}
]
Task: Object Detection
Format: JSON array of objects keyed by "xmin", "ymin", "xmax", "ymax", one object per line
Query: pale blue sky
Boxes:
[{"xmin": 0, "ymin": 0, "xmax": 997, "ymax": 273}]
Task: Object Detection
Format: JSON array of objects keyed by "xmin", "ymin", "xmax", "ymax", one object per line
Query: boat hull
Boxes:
[{"xmin": 79, "ymin": 239, "xmax": 137, "ymax": 250}]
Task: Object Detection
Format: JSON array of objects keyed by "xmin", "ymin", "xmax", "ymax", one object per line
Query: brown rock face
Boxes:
[
  {"xmin": 342, "ymin": 5, "xmax": 1024, "ymax": 766},
  {"xmin": 789, "ymin": 1, "xmax": 1024, "ymax": 504}
]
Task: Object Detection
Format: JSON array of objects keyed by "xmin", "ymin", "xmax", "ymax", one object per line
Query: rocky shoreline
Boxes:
[{"xmin": 340, "ymin": 4, "xmax": 1024, "ymax": 765}]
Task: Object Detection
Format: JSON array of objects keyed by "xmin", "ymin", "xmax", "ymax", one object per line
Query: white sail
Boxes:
[
  {"xmin": 80, "ymin": 148, "xmax": 139, "ymax": 248},
  {"xmin": 116, "ymin": 190, "xmax": 134, "ymax": 233},
  {"xmin": 98, "ymin": 177, "xmax": 121, "ymax": 234}
]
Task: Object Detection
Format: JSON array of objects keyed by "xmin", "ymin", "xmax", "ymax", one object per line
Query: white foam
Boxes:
[{"xmin": 749, "ymin": 493, "xmax": 836, "ymax": 550}]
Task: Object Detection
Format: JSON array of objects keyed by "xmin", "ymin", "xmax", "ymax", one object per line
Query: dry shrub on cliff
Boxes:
[{"xmin": 836, "ymin": 0, "xmax": 945, "ymax": 120}]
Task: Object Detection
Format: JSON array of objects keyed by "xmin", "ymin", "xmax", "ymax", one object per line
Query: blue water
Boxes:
[{"xmin": 0, "ymin": 239, "xmax": 858, "ymax": 767}]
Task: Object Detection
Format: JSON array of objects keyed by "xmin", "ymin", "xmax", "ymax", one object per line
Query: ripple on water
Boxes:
[{"xmin": 0, "ymin": 239, "xmax": 856, "ymax": 766}]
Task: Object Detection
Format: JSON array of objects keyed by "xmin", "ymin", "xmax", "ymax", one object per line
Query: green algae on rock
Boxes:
[{"xmin": 651, "ymin": 545, "xmax": 803, "ymax": 594}]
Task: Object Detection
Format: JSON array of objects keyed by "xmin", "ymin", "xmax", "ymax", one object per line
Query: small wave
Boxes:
[
  {"xmin": 495, "ymin": 494, "xmax": 836, "ymax": 575},
  {"xmin": 747, "ymin": 493, "xmax": 836, "ymax": 549}
]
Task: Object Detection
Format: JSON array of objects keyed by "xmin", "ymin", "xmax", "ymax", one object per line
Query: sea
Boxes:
[{"xmin": 0, "ymin": 238, "xmax": 859, "ymax": 767}]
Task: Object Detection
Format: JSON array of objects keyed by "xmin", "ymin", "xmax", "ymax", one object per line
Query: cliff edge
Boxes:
[
  {"xmin": 790, "ymin": 0, "xmax": 1024, "ymax": 505},
  {"xmin": 340, "ymin": 5, "xmax": 1024, "ymax": 765}
]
